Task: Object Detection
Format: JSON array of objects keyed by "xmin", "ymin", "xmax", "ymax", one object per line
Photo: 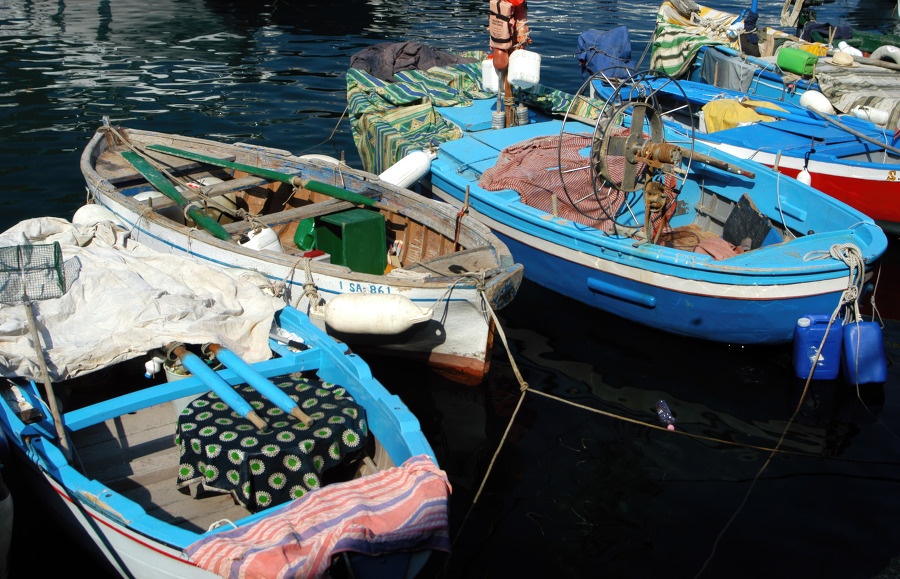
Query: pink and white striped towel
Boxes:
[{"xmin": 185, "ymin": 455, "xmax": 451, "ymax": 578}]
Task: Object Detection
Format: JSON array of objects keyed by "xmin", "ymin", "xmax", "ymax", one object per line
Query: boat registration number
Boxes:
[{"xmin": 338, "ymin": 281, "xmax": 392, "ymax": 294}]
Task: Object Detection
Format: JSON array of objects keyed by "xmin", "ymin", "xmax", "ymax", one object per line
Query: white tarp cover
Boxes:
[{"xmin": 0, "ymin": 217, "xmax": 285, "ymax": 382}]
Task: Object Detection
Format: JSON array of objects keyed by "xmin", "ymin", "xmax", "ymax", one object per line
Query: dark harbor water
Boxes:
[{"xmin": 2, "ymin": 0, "xmax": 900, "ymax": 577}]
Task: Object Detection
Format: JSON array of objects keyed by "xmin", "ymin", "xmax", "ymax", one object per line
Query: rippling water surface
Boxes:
[{"xmin": 3, "ymin": 0, "xmax": 900, "ymax": 577}]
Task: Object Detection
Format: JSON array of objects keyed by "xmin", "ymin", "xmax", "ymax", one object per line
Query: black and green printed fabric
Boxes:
[{"xmin": 176, "ymin": 374, "xmax": 368, "ymax": 512}]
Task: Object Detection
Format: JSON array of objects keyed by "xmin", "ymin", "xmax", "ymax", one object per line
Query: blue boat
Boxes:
[
  {"xmin": 0, "ymin": 237, "xmax": 448, "ymax": 578},
  {"xmin": 346, "ymin": 47, "xmax": 888, "ymax": 345},
  {"xmin": 587, "ymin": 68, "xmax": 900, "ymax": 232},
  {"xmin": 651, "ymin": 1, "xmax": 900, "ymax": 117}
]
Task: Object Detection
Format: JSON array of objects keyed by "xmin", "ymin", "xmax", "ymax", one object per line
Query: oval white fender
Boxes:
[
  {"xmin": 311, "ymin": 293, "xmax": 433, "ymax": 335},
  {"xmin": 872, "ymin": 45, "xmax": 900, "ymax": 64}
]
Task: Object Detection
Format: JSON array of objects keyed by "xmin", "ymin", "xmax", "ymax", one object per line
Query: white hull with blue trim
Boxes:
[{"xmin": 80, "ymin": 125, "xmax": 523, "ymax": 383}]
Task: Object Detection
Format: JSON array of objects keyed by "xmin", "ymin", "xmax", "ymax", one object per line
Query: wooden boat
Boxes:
[
  {"xmin": 346, "ymin": 47, "xmax": 888, "ymax": 344},
  {"xmin": 0, "ymin": 300, "xmax": 449, "ymax": 578},
  {"xmin": 80, "ymin": 121, "xmax": 523, "ymax": 385},
  {"xmin": 588, "ymin": 69, "xmax": 900, "ymax": 233}
]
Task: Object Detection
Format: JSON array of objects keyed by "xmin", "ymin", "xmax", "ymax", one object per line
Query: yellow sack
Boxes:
[{"xmin": 701, "ymin": 99, "xmax": 787, "ymax": 133}]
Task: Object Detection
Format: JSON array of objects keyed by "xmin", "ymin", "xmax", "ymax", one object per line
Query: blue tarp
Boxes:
[{"xmin": 577, "ymin": 27, "xmax": 634, "ymax": 81}]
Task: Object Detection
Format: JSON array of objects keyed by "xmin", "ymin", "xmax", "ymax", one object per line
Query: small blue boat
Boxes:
[
  {"xmin": 347, "ymin": 47, "xmax": 888, "ymax": 344},
  {"xmin": 0, "ymin": 290, "xmax": 447, "ymax": 577}
]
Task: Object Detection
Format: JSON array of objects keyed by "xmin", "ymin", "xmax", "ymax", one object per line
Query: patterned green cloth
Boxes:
[
  {"xmin": 176, "ymin": 374, "xmax": 368, "ymax": 513},
  {"xmin": 347, "ymin": 51, "xmax": 607, "ymax": 174}
]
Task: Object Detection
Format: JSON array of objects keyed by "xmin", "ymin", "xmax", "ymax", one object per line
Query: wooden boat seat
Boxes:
[
  {"xmin": 221, "ymin": 198, "xmax": 357, "ymax": 235},
  {"xmin": 144, "ymin": 176, "xmax": 270, "ymax": 210}
]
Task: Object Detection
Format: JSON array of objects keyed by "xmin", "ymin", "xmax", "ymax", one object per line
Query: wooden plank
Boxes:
[
  {"xmin": 221, "ymin": 199, "xmax": 355, "ymax": 234},
  {"xmin": 147, "ymin": 176, "xmax": 268, "ymax": 210}
]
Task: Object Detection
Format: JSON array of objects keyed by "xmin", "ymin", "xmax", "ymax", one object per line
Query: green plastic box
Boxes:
[{"xmin": 315, "ymin": 208, "xmax": 387, "ymax": 274}]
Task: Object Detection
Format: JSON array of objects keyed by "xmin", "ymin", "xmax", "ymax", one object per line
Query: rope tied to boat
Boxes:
[
  {"xmin": 301, "ymin": 257, "xmax": 323, "ymax": 315},
  {"xmin": 452, "ymin": 290, "xmax": 527, "ymax": 548},
  {"xmin": 803, "ymin": 242, "xmax": 867, "ymax": 323}
]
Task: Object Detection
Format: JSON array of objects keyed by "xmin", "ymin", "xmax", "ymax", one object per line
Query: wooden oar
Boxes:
[
  {"xmin": 121, "ymin": 151, "xmax": 233, "ymax": 241},
  {"xmin": 145, "ymin": 144, "xmax": 394, "ymax": 212},
  {"xmin": 170, "ymin": 344, "xmax": 268, "ymax": 431}
]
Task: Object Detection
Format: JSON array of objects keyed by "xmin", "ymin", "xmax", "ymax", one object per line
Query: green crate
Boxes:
[{"xmin": 315, "ymin": 209, "xmax": 387, "ymax": 275}]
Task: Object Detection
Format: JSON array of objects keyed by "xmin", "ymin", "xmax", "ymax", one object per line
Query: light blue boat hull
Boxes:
[{"xmin": 422, "ymin": 97, "xmax": 887, "ymax": 344}]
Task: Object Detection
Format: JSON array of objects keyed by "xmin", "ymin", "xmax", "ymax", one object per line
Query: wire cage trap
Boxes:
[{"xmin": 0, "ymin": 242, "xmax": 66, "ymax": 304}]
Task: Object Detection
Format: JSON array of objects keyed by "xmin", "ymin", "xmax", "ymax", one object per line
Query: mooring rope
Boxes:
[{"xmin": 695, "ymin": 243, "xmax": 871, "ymax": 577}]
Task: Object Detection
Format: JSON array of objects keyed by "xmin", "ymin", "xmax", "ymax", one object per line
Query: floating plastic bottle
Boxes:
[{"xmin": 656, "ymin": 400, "xmax": 675, "ymax": 431}]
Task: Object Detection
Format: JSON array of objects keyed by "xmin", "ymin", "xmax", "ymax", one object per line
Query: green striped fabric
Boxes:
[
  {"xmin": 347, "ymin": 51, "xmax": 607, "ymax": 174},
  {"xmin": 650, "ymin": 20, "xmax": 724, "ymax": 77}
]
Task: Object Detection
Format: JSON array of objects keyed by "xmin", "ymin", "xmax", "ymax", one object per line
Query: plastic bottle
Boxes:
[
  {"xmin": 838, "ymin": 41, "xmax": 863, "ymax": 57},
  {"xmin": 656, "ymin": 400, "xmax": 675, "ymax": 431}
]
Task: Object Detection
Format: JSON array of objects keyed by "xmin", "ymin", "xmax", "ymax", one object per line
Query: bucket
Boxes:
[
  {"xmin": 842, "ymin": 321, "xmax": 888, "ymax": 384},
  {"xmin": 508, "ymin": 50, "xmax": 541, "ymax": 89},
  {"xmin": 777, "ymin": 47, "xmax": 818, "ymax": 76},
  {"xmin": 792, "ymin": 314, "xmax": 842, "ymax": 379},
  {"xmin": 240, "ymin": 227, "xmax": 284, "ymax": 253},
  {"xmin": 482, "ymin": 59, "xmax": 499, "ymax": 92}
]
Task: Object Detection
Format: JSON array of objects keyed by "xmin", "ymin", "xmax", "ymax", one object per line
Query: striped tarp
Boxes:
[
  {"xmin": 347, "ymin": 54, "xmax": 607, "ymax": 174},
  {"xmin": 650, "ymin": 1, "xmax": 736, "ymax": 77},
  {"xmin": 185, "ymin": 454, "xmax": 450, "ymax": 579}
]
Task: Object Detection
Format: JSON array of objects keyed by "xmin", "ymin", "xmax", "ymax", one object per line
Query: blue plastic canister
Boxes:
[
  {"xmin": 842, "ymin": 321, "xmax": 888, "ymax": 385},
  {"xmin": 792, "ymin": 315, "xmax": 842, "ymax": 379}
]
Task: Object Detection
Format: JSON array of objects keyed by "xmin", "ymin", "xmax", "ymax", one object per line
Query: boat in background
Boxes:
[
  {"xmin": 0, "ymin": 218, "xmax": 449, "ymax": 578},
  {"xmin": 80, "ymin": 121, "xmax": 523, "ymax": 385},
  {"xmin": 651, "ymin": 0, "xmax": 900, "ymax": 124},
  {"xmin": 586, "ymin": 66, "xmax": 900, "ymax": 233},
  {"xmin": 346, "ymin": 43, "xmax": 888, "ymax": 345}
]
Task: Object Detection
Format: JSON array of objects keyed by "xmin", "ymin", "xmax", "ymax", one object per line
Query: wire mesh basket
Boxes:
[{"xmin": 0, "ymin": 242, "xmax": 66, "ymax": 304}]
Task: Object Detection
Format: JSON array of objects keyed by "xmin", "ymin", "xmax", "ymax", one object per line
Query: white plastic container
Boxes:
[
  {"xmin": 482, "ymin": 58, "xmax": 499, "ymax": 92},
  {"xmin": 379, "ymin": 150, "xmax": 436, "ymax": 188},
  {"xmin": 508, "ymin": 50, "xmax": 541, "ymax": 89},
  {"xmin": 240, "ymin": 227, "xmax": 284, "ymax": 253},
  {"xmin": 838, "ymin": 41, "xmax": 863, "ymax": 57}
]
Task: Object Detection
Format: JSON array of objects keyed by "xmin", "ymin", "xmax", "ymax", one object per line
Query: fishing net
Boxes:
[{"xmin": 0, "ymin": 243, "xmax": 66, "ymax": 304}]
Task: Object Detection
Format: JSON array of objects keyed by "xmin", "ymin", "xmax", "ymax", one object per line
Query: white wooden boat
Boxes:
[{"xmin": 80, "ymin": 122, "xmax": 523, "ymax": 384}]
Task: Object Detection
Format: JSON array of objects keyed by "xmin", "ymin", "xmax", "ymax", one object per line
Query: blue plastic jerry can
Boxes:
[
  {"xmin": 792, "ymin": 314, "xmax": 842, "ymax": 380},
  {"xmin": 842, "ymin": 321, "xmax": 888, "ymax": 385}
]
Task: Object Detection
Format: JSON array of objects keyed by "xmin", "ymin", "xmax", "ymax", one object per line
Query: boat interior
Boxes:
[
  {"xmin": 92, "ymin": 130, "xmax": 501, "ymax": 277},
  {"xmin": 10, "ymin": 352, "xmax": 393, "ymax": 536}
]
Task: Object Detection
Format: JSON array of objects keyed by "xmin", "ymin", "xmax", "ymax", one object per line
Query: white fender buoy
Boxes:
[
  {"xmin": 851, "ymin": 106, "xmax": 890, "ymax": 126},
  {"xmin": 797, "ymin": 168, "xmax": 812, "ymax": 185},
  {"xmin": 311, "ymin": 293, "xmax": 433, "ymax": 334},
  {"xmin": 72, "ymin": 204, "xmax": 125, "ymax": 229},
  {"xmin": 378, "ymin": 150, "xmax": 435, "ymax": 189},
  {"xmin": 871, "ymin": 44, "xmax": 900, "ymax": 64},
  {"xmin": 798, "ymin": 90, "xmax": 835, "ymax": 116}
]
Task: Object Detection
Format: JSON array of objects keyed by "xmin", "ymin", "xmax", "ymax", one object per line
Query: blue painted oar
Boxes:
[
  {"xmin": 207, "ymin": 344, "xmax": 314, "ymax": 426},
  {"xmin": 754, "ymin": 107, "xmax": 829, "ymax": 127},
  {"xmin": 171, "ymin": 344, "xmax": 268, "ymax": 431}
]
